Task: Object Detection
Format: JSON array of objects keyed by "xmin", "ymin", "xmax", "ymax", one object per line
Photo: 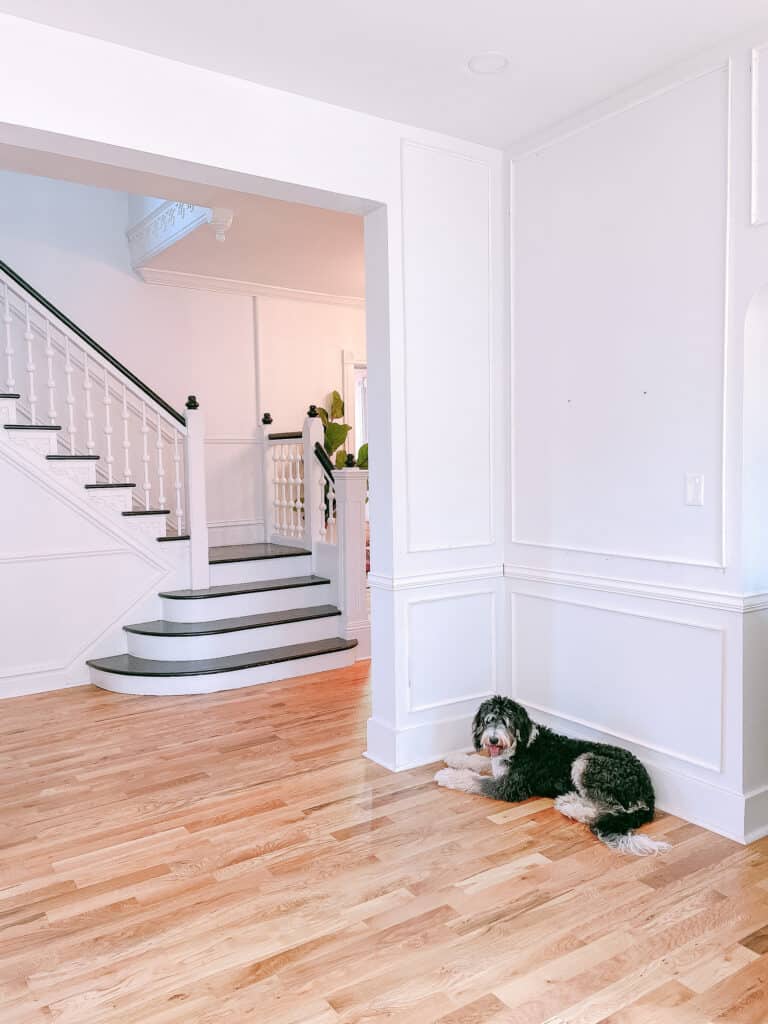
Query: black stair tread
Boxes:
[
  {"xmin": 87, "ymin": 637, "xmax": 357, "ymax": 677},
  {"xmin": 158, "ymin": 535, "xmax": 190, "ymax": 542},
  {"xmin": 4, "ymin": 423, "xmax": 61, "ymax": 430},
  {"xmin": 85, "ymin": 482, "xmax": 137, "ymax": 489},
  {"xmin": 160, "ymin": 574, "xmax": 330, "ymax": 600},
  {"xmin": 208, "ymin": 542, "xmax": 310, "ymax": 564},
  {"xmin": 122, "ymin": 509, "xmax": 171, "ymax": 516},
  {"xmin": 125, "ymin": 604, "xmax": 341, "ymax": 636},
  {"xmin": 0, "ymin": 393, "xmax": 20, "ymax": 399},
  {"xmin": 47, "ymin": 454, "xmax": 100, "ymax": 461}
]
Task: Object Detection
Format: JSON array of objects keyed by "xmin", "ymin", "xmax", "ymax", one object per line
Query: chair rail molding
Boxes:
[{"xmin": 138, "ymin": 266, "xmax": 366, "ymax": 308}]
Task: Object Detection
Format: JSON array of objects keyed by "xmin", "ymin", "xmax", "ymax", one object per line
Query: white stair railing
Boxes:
[
  {"xmin": 261, "ymin": 408, "xmax": 369, "ymax": 656},
  {"xmin": 0, "ymin": 259, "xmax": 197, "ymax": 544}
]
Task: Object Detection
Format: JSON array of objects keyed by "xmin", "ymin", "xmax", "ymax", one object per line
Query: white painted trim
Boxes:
[
  {"xmin": 510, "ymin": 63, "xmax": 732, "ymax": 571},
  {"xmin": 751, "ymin": 45, "xmax": 768, "ymax": 225},
  {"xmin": 400, "ymin": 138, "xmax": 496, "ymax": 554},
  {"xmin": 0, "ymin": 547, "xmax": 130, "ymax": 565},
  {"xmin": 207, "ymin": 517, "xmax": 264, "ymax": 529},
  {"xmin": 205, "ymin": 435, "xmax": 260, "ymax": 445},
  {"xmin": 127, "ymin": 201, "xmax": 212, "ymax": 268},
  {"xmin": 510, "ymin": 591, "xmax": 725, "ymax": 772},
  {"xmin": 138, "ymin": 266, "xmax": 365, "ymax": 308},
  {"xmin": 369, "ymin": 565, "xmax": 503, "ymax": 591}
]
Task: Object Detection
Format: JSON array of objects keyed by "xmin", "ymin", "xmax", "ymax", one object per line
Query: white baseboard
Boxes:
[
  {"xmin": 0, "ymin": 669, "xmax": 87, "ymax": 699},
  {"xmin": 365, "ymin": 713, "xmax": 474, "ymax": 772},
  {"xmin": 348, "ymin": 621, "xmax": 371, "ymax": 659},
  {"xmin": 745, "ymin": 784, "xmax": 768, "ymax": 843}
]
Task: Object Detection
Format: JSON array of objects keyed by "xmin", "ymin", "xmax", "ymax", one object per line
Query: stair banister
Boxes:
[
  {"xmin": 184, "ymin": 395, "xmax": 210, "ymax": 590},
  {"xmin": 333, "ymin": 466, "xmax": 370, "ymax": 656}
]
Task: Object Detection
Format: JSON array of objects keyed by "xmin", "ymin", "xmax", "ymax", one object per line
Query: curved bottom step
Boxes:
[{"xmin": 87, "ymin": 637, "xmax": 358, "ymax": 696}]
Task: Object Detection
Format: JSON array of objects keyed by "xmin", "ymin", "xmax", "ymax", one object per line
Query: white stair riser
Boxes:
[
  {"xmin": 209, "ymin": 555, "xmax": 312, "ymax": 586},
  {"xmin": 90, "ymin": 647, "xmax": 356, "ymax": 696},
  {"xmin": 0, "ymin": 398, "xmax": 17, "ymax": 425},
  {"xmin": 122, "ymin": 517, "xmax": 169, "ymax": 542},
  {"xmin": 45, "ymin": 461, "xmax": 98, "ymax": 485},
  {"xmin": 4, "ymin": 430, "xmax": 59, "ymax": 456},
  {"xmin": 126, "ymin": 614, "xmax": 341, "ymax": 660},
  {"xmin": 161, "ymin": 583, "xmax": 333, "ymax": 622},
  {"xmin": 85, "ymin": 489, "xmax": 135, "ymax": 513}
]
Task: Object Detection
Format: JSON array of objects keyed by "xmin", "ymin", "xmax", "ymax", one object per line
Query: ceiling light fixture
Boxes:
[{"xmin": 467, "ymin": 52, "xmax": 509, "ymax": 75}]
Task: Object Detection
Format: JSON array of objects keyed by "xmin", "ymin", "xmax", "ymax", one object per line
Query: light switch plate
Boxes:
[{"xmin": 685, "ymin": 473, "xmax": 704, "ymax": 507}]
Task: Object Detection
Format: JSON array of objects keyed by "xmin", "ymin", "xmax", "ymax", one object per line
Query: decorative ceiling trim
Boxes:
[
  {"xmin": 138, "ymin": 266, "xmax": 366, "ymax": 308},
  {"xmin": 127, "ymin": 201, "xmax": 224, "ymax": 268}
]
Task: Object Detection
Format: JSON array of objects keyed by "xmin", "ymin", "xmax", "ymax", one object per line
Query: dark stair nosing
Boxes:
[
  {"xmin": 4, "ymin": 423, "xmax": 61, "ymax": 431},
  {"xmin": 158, "ymin": 535, "xmax": 190, "ymax": 542},
  {"xmin": 122, "ymin": 509, "xmax": 171, "ymax": 516},
  {"xmin": 47, "ymin": 454, "xmax": 100, "ymax": 461},
  {"xmin": 85, "ymin": 482, "xmax": 137, "ymax": 489},
  {"xmin": 159, "ymin": 574, "xmax": 330, "ymax": 600},
  {"xmin": 208, "ymin": 543, "xmax": 311, "ymax": 565},
  {"xmin": 87, "ymin": 637, "xmax": 358, "ymax": 677},
  {"xmin": 125, "ymin": 604, "xmax": 342, "ymax": 637},
  {"xmin": 0, "ymin": 393, "xmax": 20, "ymax": 399}
]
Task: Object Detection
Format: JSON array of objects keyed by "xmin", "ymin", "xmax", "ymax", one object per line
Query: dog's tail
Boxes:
[{"xmin": 590, "ymin": 807, "xmax": 670, "ymax": 856}]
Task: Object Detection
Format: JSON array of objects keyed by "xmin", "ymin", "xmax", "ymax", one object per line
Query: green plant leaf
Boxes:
[
  {"xmin": 330, "ymin": 390, "xmax": 345, "ymax": 420},
  {"xmin": 317, "ymin": 407, "xmax": 329, "ymax": 428},
  {"xmin": 335, "ymin": 449, "xmax": 347, "ymax": 469},
  {"xmin": 324, "ymin": 421, "xmax": 351, "ymax": 455},
  {"xmin": 356, "ymin": 443, "xmax": 368, "ymax": 469}
]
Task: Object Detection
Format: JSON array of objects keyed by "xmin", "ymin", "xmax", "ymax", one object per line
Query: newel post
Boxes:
[
  {"xmin": 302, "ymin": 405, "xmax": 325, "ymax": 546},
  {"xmin": 261, "ymin": 412, "xmax": 274, "ymax": 541},
  {"xmin": 334, "ymin": 467, "xmax": 370, "ymax": 658},
  {"xmin": 184, "ymin": 396, "xmax": 210, "ymax": 590}
]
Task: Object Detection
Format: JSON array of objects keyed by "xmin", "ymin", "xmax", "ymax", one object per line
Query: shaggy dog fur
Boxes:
[{"xmin": 435, "ymin": 696, "xmax": 669, "ymax": 856}]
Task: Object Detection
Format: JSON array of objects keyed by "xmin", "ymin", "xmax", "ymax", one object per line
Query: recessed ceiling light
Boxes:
[{"xmin": 467, "ymin": 52, "xmax": 509, "ymax": 75}]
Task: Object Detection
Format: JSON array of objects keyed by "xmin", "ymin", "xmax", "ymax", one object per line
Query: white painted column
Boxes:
[
  {"xmin": 334, "ymin": 467, "xmax": 370, "ymax": 658},
  {"xmin": 184, "ymin": 396, "xmax": 210, "ymax": 590},
  {"xmin": 260, "ymin": 412, "xmax": 275, "ymax": 542}
]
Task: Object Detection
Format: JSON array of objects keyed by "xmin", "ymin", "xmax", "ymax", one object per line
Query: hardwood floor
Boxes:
[{"xmin": 2, "ymin": 664, "xmax": 768, "ymax": 1023}]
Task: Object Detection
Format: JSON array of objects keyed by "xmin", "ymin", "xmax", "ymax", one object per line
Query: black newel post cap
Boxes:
[
  {"xmin": 185, "ymin": 395, "xmax": 199, "ymax": 410},
  {"xmin": 307, "ymin": 404, "xmax": 319, "ymax": 418},
  {"xmin": 345, "ymin": 453, "xmax": 356, "ymax": 467},
  {"xmin": 261, "ymin": 412, "xmax": 273, "ymax": 425}
]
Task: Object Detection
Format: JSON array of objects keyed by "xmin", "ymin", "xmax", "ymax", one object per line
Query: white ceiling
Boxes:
[{"xmin": 1, "ymin": 2, "xmax": 767, "ymax": 147}]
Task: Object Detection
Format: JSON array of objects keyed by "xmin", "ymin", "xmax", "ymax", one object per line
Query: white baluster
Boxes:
[
  {"xmin": 45, "ymin": 322, "xmax": 57, "ymax": 425},
  {"xmin": 156, "ymin": 412, "xmax": 167, "ymax": 509},
  {"xmin": 140, "ymin": 400, "xmax": 151, "ymax": 509},
  {"xmin": 64, "ymin": 336, "xmax": 76, "ymax": 454},
  {"xmin": 121, "ymin": 384, "xmax": 131, "ymax": 481},
  {"xmin": 272, "ymin": 444, "xmax": 282, "ymax": 535},
  {"xmin": 328, "ymin": 479, "xmax": 337, "ymax": 544},
  {"xmin": 2, "ymin": 283, "xmax": 14, "ymax": 393},
  {"xmin": 83, "ymin": 350, "xmax": 95, "ymax": 455},
  {"xmin": 24, "ymin": 304, "xmax": 37, "ymax": 423},
  {"xmin": 173, "ymin": 430, "xmax": 184, "ymax": 534},
  {"xmin": 318, "ymin": 468, "xmax": 328, "ymax": 542},
  {"xmin": 103, "ymin": 367, "xmax": 114, "ymax": 483}
]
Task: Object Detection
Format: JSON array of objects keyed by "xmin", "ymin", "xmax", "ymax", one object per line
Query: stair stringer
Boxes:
[{"xmin": 0, "ymin": 437, "xmax": 190, "ymax": 698}]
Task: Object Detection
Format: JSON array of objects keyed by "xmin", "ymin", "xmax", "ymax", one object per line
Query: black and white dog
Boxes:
[{"xmin": 435, "ymin": 696, "xmax": 669, "ymax": 856}]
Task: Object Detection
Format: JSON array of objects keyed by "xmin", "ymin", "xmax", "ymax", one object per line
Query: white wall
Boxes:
[
  {"xmin": 0, "ymin": 171, "xmax": 262, "ymax": 544},
  {"xmin": 0, "ymin": 12, "xmax": 507, "ymax": 770},
  {"xmin": 256, "ymin": 294, "xmax": 366, "ymax": 431},
  {"xmin": 509, "ymin": 47, "xmax": 768, "ymax": 842}
]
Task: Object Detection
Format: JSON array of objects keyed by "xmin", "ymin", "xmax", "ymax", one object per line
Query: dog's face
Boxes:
[{"xmin": 472, "ymin": 696, "xmax": 532, "ymax": 758}]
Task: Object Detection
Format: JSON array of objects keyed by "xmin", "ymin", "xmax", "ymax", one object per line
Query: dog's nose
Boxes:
[{"xmin": 489, "ymin": 736, "xmax": 499, "ymax": 745}]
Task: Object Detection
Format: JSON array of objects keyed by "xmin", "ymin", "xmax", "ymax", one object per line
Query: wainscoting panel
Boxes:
[
  {"xmin": 401, "ymin": 140, "xmax": 494, "ymax": 554},
  {"xmin": 205, "ymin": 437, "xmax": 263, "ymax": 545},
  {"xmin": 513, "ymin": 593, "xmax": 724, "ymax": 771}
]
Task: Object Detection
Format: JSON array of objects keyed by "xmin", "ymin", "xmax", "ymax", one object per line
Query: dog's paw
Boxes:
[
  {"xmin": 434, "ymin": 767, "xmax": 456, "ymax": 787},
  {"xmin": 443, "ymin": 750, "xmax": 472, "ymax": 770}
]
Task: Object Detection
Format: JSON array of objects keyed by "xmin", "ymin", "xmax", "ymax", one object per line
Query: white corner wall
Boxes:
[
  {"xmin": 0, "ymin": 171, "xmax": 263, "ymax": 545},
  {"xmin": 509, "ymin": 44, "xmax": 768, "ymax": 843}
]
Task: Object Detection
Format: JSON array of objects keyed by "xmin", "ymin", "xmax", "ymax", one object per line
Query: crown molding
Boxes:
[
  {"xmin": 138, "ymin": 266, "xmax": 365, "ymax": 308},
  {"xmin": 127, "ymin": 201, "xmax": 217, "ymax": 269}
]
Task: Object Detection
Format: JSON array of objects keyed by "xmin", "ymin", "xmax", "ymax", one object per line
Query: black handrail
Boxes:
[
  {"xmin": 267, "ymin": 431, "xmax": 303, "ymax": 440},
  {"xmin": 314, "ymin": 441, "xmax": 335, "ymax": 481},
  {"xmin": 0, "ymin": 258, "xmax": 186, "ymax": 426}
]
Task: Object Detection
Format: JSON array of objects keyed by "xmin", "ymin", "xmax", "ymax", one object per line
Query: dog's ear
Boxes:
[
  {"xmin": 471, "ymin": 704, "xmax": 487, "ymax": 751},
  {"xmin": 510, "ymin": 703, "xmax": 532, "ymax": 747}
]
